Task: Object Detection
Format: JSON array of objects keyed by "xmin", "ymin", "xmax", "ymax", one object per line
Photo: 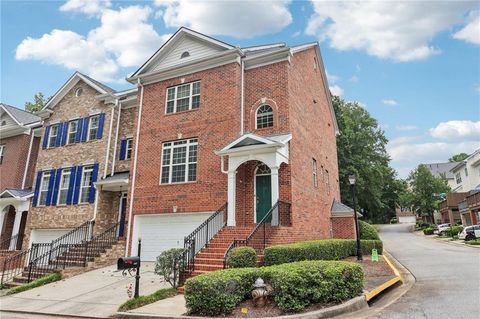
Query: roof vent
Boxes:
[
  {"xmin": 180, "ymin": 51, "xmax": 190, "ymax": 59},
  {"xmin": 1, "ymin": 120, "xmax": 6, "ymax": 126},
  {"xmin": 75, "ymin": 88, "xmax": 83, "ymax": 97}
]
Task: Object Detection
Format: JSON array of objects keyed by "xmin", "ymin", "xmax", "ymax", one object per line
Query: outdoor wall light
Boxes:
[{"xmin": 348, "ymin": 174, "xmax": 356, "ymax": 185}]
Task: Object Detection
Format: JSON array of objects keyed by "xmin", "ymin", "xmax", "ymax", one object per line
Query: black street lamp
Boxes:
[{"xmin": 349, "ymin": 174, "xmax": 362, "ymax": 261}]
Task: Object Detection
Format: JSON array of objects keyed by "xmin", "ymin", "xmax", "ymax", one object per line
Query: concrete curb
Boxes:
[
  {"xmin": 0, "ymin": 309, "xmax": 108, "ymax": 319},
  {"xmin": 115, "ymin": 296, "xmax": 368, "ymax": 319},
  {"xmin": 413, "ymin": 230, "xmax": 480, "ymax": 249},
  {"xmin": 364, "ymin": 253, "xmax": 402, "ymax": 302}
]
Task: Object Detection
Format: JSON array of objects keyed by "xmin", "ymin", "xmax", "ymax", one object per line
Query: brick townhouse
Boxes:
[
  {"xmin": 0, "ymin": 104, "xmax": 42, "ymax": 251},
  {"xmin": 23, "ymin": 72, "xmax": 137, "ymax": 251},
  {"xmin": 123, "ymin": 27, "xmax": 355, "ymax": 265}
]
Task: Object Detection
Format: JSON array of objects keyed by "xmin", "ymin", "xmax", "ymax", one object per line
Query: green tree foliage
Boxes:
[
  {"xmin": 25, "ymin": 92, "xmax": 49, "ymax": 112},
  {"xmin": 333, "ymin": 96, "xmax": 402, "ymax": 223},
  {"xmin": 448, "ymin": 153, "xmax": 468, "ymax": 162}
]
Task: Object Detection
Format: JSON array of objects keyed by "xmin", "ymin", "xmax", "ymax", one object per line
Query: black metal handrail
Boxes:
[{"xmin": 0, "ymin": 233, "xmax": 23, "ymax": 251}]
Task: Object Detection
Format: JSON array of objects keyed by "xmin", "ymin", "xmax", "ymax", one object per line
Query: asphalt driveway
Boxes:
[{"xmin": 0, "ymin": 262, "xmax": 168, "ymax": 318}]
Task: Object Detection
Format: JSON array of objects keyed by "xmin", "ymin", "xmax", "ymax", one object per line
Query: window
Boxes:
[
  {"xmin": 465, "ymin": 167, "xmax": 468, "ymax": 177},
  {"xmin": 312, "ymin": 158, "xmax": 318, "ymax": 187},
  {"xmin": 126, "ymin": 138, "xmax": 133, "ymax": 160},
  {"xmin": 88, "ymin": 115, "xmax": 100, "ymax": 141},
  {"xmin": 75, "ymin": 88, "xmax": 83, "ymax": 97},
  {"xmin": 256, "ymin": 104, "xmax": 273, "ymax": 129},
  {"xmin": 0, "ymin": 145, "xmax": 4, "ymax": 164},
  {"xmin": 67, "ymin": 121, "xmax": 78, "ymax": 144},
  {"xmin": 38, "ymin": 171, "xmax": 51, "ymax": 206},
  {"xmin": 160, "ymin": 138, "xmax": 198, "ymax": 184},
  {"xmin": 456, "ymin": 172, "xmax": 462, "ymax": 184},
  {"xmin": 57, "ymin": 169, "xmax": 72, "ymax": 205},
  {"xmin": 49, "ymin": 124, "xmax": 60, "ymax": 148},
  {"xmin": 79, "ymin": 166, "xmax": 93, "ymax": 203},
  {"xmin": 165, "ymin": 81, "xmax": 200, "ymax": 113}
]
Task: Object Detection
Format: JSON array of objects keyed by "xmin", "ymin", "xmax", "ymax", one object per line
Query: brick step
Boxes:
[
  {"xmin": 191, "ymin": 270, "xmax": 211, "ymax": 277},
  {"xmin": 54, "ymin": 256, "xmax": 95, "ymax": 262},
  {"xmin": 198, "ymin": 248, "xmax": 228, "ymax": 255},
  {"xmin": 193, "ymin": 258, "xmax": 224, "ymax": 266},
  {"xmin": 3, "ymin": 281, "xmax": 24, "ymax": 289},
  {"xmin": 193, "ymin": 263, "xmax": 224, "ymax": 271},
  {"xmin": 195, "ymin": 252, "xmax": 225, "ymax": 259},
  {"xmin": 58, "ymin": 251, "xmax": 102, "ymax": 258}
]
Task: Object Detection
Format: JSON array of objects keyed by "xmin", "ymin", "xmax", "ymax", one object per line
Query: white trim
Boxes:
[
  {"xmin": 78, "ymin": 166, "xmax": 94, "ymax": 204},
  {"xmin": 66, "ymin": 120, "xmax": 78, "ymax": 145},
  {"xmin": 56, "ymin": 168, "xmax": 72, "ymax": 205},
  {"xmin": 240, "ymin": 59, "xmax": 244, "ymax": 135},
  {"xmin": 290, "ymin": 42, "xmax": 317, "ymax": 53},
  {"xmin": 37, "ymin": 171, "xmax": 51, "ymax": 206},
  {"xmin": 255, "ymin": 104, "xmax": 274, "ymax": 129},
  {"xmin": 0, "ymin": 145, "xmax": 5, "ymax": 165},
  {"xmin": 117, "ymin": 192, "xmax": 127, "ymax": 228},
  {"xmin": 87, "ymin": 114, "xmax": 100, "ymax": 141},
  {"xmin": 242, "ymin": 43, "xmax": 286, "ymax": 52},
  {"xmin": 104, "ymin": 103, "xmax": 115, "ymax": 178},
  {"xmin": 48, "ymin": 124, "xmax": 61, "ymax": 148},
  {"xmin": 165, "ymin": 81, "xmax": 200, "ymax": 114},
  {"xmin": 111, "ymin": 101, "xmax": 122, "ymax": 176},
  {"xmin": 159, "ymin": 138, "xmax": 198, "ymax": 184}
]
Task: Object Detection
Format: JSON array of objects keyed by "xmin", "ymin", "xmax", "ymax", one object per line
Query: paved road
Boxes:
[{"xmin": 371, "ymin": 224, "xmax": 480, "ymax": 319}]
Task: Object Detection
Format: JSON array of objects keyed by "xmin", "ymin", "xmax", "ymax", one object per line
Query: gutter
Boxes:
[
  {"xmin": 21, "ymin": 128, "xmax": 35, "ymax": 189},
  {"xmin": 111, "ymin": 100, "xmax": 122, "ymax": 176}
]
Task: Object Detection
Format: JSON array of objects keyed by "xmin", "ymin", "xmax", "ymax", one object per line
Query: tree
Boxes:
[
  {"xmin": 448, "ymin": 153, "xmax": 468, "ymax": 162},
  {"xmin": 25, "ymin": 92, "xmax": 49, "ymax": 112},
  {"xmin": 407, "ymin": 164, "xmax": 450, "ymax": 223}
]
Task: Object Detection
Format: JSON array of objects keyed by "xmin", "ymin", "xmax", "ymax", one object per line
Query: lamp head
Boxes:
[{"xmin": 348, "ymin": 174, "xmax": 356, "ymax": 185}]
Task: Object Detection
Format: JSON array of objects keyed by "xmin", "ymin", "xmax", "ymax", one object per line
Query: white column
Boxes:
[
  {"xmin": 0, "ymin": 209, "xmax": 6, "ymax": 236},
  {"xmin": 9, "ymin": 210, "xmax": 23, "ymax": 250},
  {"xmin": 227, "ymin": 170, "xmax": 236, "ymax": 226},
  {"xmin": 271, "ymin": 167, "xmax": 279, "ymax": 205}
]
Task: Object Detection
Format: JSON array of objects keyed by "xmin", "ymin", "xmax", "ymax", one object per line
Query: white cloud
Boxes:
[
  {"xmin": 389, "ymin": 136, "xmax": 420, "ymax": 147},
  {"xmin": 16, "ymin": 5, "xmax": 169, "ymax": 82},
  {"xmin": 382, "ymin": 99, "xmax": 399, "ymax": 106},
  {"xmin": 60, "ymin": 0, "xmax": 111, "ymax": 16},
  {"xmin": 325, "ymin": 70, "xmax": 339, "ymax": 83},
  {"xmin": 453, "ymin": 12, "xmax": 480, "ymax": 45},
  {"xmin": 429, "ymin": 120, "xmax": 480, "ymax": 140},
  {"xmin": 349, "ymin": 75, "xmax": 359, "ymax": 83},
  {"xmin": 155, "ymin": 0, "xmax": 292, "ymax": 38},
  {"xmin": 396, "ymin": 125, "xmax": 417, "ymax": 131},
  {"xmin": 306, "ymin": 1, "xmax": 477, "ymax": 61},
  {"xmin": 388, "ymin": 140, "xmax": 480, "ymax": 163},
  {"xmin": 329, "ymin": 85, "xmax": 343, "ymax": 97}
]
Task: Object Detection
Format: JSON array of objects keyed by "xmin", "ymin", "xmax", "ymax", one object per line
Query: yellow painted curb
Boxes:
[{"xmin": 364, "ymin": 252, "xmax": 403, "ymax": 302}]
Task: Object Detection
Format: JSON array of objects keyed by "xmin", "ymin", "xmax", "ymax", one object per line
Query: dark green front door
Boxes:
[{"xmin": 255, "ymin": 175, "xmax": 272, "ymax": 223}]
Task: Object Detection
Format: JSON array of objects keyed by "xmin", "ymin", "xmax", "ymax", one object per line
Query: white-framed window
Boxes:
[
  {"xmin": 57, "ymin": 169, "xmax": 72, "ymax": 205},
  {"xmin": 312, "ymin": 158, "xmax": 318, "ymax": 187},
  {"xmin": 0, "ymin": 145, "xmax": 4, "ymax": 164},
  {"xmin": 38, "ymin": 171, "xmax": 51, "ymax": 206},
  {"xmin": 160, "ymin": 138, "xmax": 198, "ymax": 184},
  {"xmin": 256, "ymin": 104, "xmax": 274, "ymax": 129},
  {"xmin": 456, "ymin": 172, "xmax": 462, "ymax": 184},
  {"xmin": 49, "ymin": 124, "xmax": 60, "ymax": 148},
  {"xmin": 465, "ymin": 167, "xmax": 468, "ymax": 177},
  {"xmin": 165, "ymin": 81, "xmax": 200, "ymax": 114},
  {"xmin": 79, "ymin": 166, "xmax": 94, "ymax": 203},
  {"xmin": 67, "ymin": 121, "xmax": 78, "ymax": 144},
  {"xmin": 126, "ymin": 138, "xmax": 133, "ymax": 160},
  {"xmin": 88, "ymin": 115, "xmax": 100, "ymax": 141}
]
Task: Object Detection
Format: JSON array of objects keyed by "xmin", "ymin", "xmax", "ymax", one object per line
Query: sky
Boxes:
[{"xmin": 1, "ymin": 0, "xmax": 479, "ymax": 178}]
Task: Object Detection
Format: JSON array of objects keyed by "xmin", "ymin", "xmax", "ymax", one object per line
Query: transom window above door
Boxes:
[{"xmin": 166, "ymin": 81, "xmax": 200, "ymax": 114}]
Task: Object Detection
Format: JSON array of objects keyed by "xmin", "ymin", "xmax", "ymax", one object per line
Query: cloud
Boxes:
[
  {"xmin": 306, "ymin": 1, "xmax": 477, "ymax": 61},
  {"xmin": 155, "ymin": 0, "xmax": 292, "ymax": 38},
  {"xmin": 388, "ymin": 140, "xmax": 480, "ymax": 163},
  {"xmin": 349, "ymin": 75, "xmax": 359, "ymax": 83},
  {"xmin": 453, "ymin": 12, "xmax": 480, "ymax": 45},
  {"xmin": 16, "ymin": 5, "xmax": 169, "ymax": 82},
  {"xmin": 325, "ymin": 70, "xmax": 339, "ymax": 83},
  {"xmin": 396, "ymin": 125, "xmax": 417, "ymax": 131},
  {"xmin": 60, "ymin": 0, "xmax": 111, "ymax": 16},
  {"xmin": 429, "ymin": 120, "xmax": 480, "ymax": 140},
  {"xmin": 329, "ymin": 85, "xmax": 344, "ymax": 97},
  {"xmin": 382, "ymin": 99, "xmax": 398, "ymax": 106}
]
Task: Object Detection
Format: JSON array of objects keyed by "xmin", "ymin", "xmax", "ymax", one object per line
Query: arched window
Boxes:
[
  {"xmin": 256, "ymin": 104, "xmax": 273, "ymax": 129},
  {"xmin": 181, "ymin": 51, "xmax": 190, "ymax": 59},
  {"xmin": 256, "ymin": 163, "xmax": 271, "ymax": 175}
]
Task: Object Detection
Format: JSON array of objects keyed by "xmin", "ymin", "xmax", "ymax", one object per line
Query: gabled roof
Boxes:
[
  {"xmin": 331, "ymin": 199, "xmax": 362, "ymax": 217},
  {"xmin": 216, "ymin": 133, "xmax": 292, "ymax": 155},
  {"xmin": 0, "ymin": 103, "xmax": 41, "ymax": 126},
  {"xmin": 0, "ymin": 188, "xmax": 34, "ymax": 199},
  {"xmin": 424, "ymin": 162, "xmax": 457, "ymax": 179}
]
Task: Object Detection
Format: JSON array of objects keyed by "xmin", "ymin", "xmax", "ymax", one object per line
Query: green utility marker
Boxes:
[{"xmin": 371, "ymin": 249, "xmax": 379, "ymax": 262}]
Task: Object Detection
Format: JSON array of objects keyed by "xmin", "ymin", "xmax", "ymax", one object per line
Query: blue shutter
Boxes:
[
  {"xmin": 66, "ymin": 166, "xmax": 77, "ymax": 205},
  {"xmin": 88, "ymin": 163, "xmax": 99, "ymax": 203},
  {"xmin": 73, "ymin": 166, "xmax": 83, "ymax": 205},
  {"xmin": 75, "ymin": 118, "xmax": 83, "ymax": 143},
  {"xmin": 42, "ymin": 126, "xmax": 50, "ymax": 149},
  {"xmin": 96, "ymin": 113, "xmax": 105, "ymax": 139},
  {"xmin": 119, "ymin": 139, "xmax": 127, "ymax": 160},
  {"xmin": 61, "ymin": 122, "xmax": 69, "ymax": 146},
  {"xmin": 81, "ymin": 117, "xmax": 89, "ymax": 142},
  {"xmin": 51, "ymin": 168, "xmax": 62, "ymax": 206},
  {"xmin": 55, "ymin": 124, "xmax": 63, "ymax": 147},
  {"xmin": 32, "ymin": 171, "xmax": 43, "ymax": 207},
  {"xmin": 45, "ymin": 169, "xmax": 56, "ymax": 206}
]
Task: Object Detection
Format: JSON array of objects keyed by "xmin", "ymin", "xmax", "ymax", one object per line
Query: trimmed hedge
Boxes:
[
  {"xmin": 263, "ymin": 239, "xmax": 383, "ymax": 266},
  {"xmin": 423, "ymin": 227, "xmax": 434, "ymax": 235},
  {"xmin": 359, "ymin": 221, "xmax": 380, "ymax": 240},
  {"xmin": 450, "ymin": 225, "xmax": 463, "ymax": 237},
  {"xmin": 185, "ymin": 260, "xmax": 363, "ymax": 316},
  {"xmin": 226, "ymin": 246, "xmax": 257, "ymax": 268}
]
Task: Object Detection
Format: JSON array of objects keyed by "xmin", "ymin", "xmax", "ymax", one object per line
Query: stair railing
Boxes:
[{"xmin": 0, "ymin": 233, "xmax": 24, "ymax": 251}]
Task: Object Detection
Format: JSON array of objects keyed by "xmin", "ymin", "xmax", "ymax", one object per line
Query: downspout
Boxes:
[
  {"xmin": 103, "ymin": 101, "xmax": 116, "ymax": 178},
  {"xmin": 240, "ymin": 58, "xmax": 245, "ymax": 136},
  {"xmin": 21, "ymin": 128, "xmax": 35, "ymax": 189},
  {"xmin": 111, "ymin": 100, "xmax": 122, "ymax": 176},
  {"xmin": 125, "ymin": 79, "xmax": 144, "ymax": 256}
]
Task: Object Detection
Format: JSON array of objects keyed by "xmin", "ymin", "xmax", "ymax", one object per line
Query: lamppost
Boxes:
[{"xmin": 349, "ymin": 174, "xmax": 362, "ymax": 261}]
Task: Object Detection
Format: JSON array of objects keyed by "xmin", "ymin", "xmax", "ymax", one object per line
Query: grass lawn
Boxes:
[
  {"xmin": 118, "ymin": 288, "xmax": 177, "ymax": 312},
  {"xmin": 6, "ymin": 273, "xmax": 62, "ymax": 295},
  {"xmin": 465, "ymin": 239, "xmax": 480, "ymax": 246}
]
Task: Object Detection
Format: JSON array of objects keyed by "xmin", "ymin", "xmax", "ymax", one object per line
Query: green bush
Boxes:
[
  {"xmin": 226, "ymin": 246, "xmax": 257, "ymax": 268},
  {"xmin": 118, "ymin": 288, "xmax": 176, "ymax": 311},
  {"xmin": 263, "ymin": 239, "xmax": 383, "ymax": 266},
  {"xmin": 466, "ymin": 239, "xmax": 480, "ymax": 245},
  {"xmin": 185, "ymin": 260, "xmax": 363, "ymax": 315},
  {"xmin": 423, "ymin": 227, "xmax": 434, "ymax": 235},
  {"xmin": 390, "ymin": 217, "xmax": 398, "ymax": 224},
  {"xmin": 154, "ymin": 248, "xmax": 184, "ymax": 288},
  {"xmin": 7, "ymin": 272, "xmax": 61, "ymax": 295},
  {"xmin": 359, "ymin": 221, "xmax": 380, "ymax": 240},
  {"xmin": 449, "ymin": 226, "xmax": 463, "ymax": 237}
]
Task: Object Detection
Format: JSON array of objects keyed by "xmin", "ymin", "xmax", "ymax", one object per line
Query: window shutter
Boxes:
[
  {"xmin": 97, "ymin": 113, "xmax": 105, "ymax": 139},
  {"xmin": 32, "ymin": 171, "xmax": 43, "ymax": 207},
  {"xmin": 119, "ymin": 139, "xmax": 127, "ymax": 160},
  {"xmin": 42, "ymin": 126, "xmax": 50, "ymax": 149},
  {"xmin": 88, "ymin": 163, "xmax": 99, "ymax": 203},
  {"xmin": 51, "ymin": 168, "xmax": 62, "ymax": 206},
  {"xmin": 61, "ymin": 122, "xmax": 69, "ymax": 146},
  {"xmin": 55, "ymin": 124, "xmax": 63, "ymax": 147},
  {"xmin": 81, "ymin": 117, "xmax": 90, "ymax": 142},
  {"xmin": 73, "ymin": 166, "xmax": 83, "ymax": 204},
  {"xmin": 45, "ymin": 169, "xmax": 56, "ymax": 206},
  {"xmin": 75, "ymin": 118, "xmax": 83, "ymax": 143},
  {"xmin": 66, "ymin": 166, "xmax": 77, "ymax": 205}
]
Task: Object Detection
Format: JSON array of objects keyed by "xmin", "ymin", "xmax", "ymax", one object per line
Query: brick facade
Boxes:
[{"xmin": 331, "ymin": 217, "xmax": 356, "ymax": 239}]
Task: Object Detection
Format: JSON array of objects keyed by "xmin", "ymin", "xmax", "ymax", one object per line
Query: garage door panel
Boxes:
[
  {"xmin": 29, "ymin": 229, "xmax": 72, "ymax": 247},
  {"xmin": 398, "ymin": 216, "xmax": 416, "ymax": 223}
]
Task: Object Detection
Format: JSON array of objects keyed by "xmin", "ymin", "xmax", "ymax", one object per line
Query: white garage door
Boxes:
[
  {"xmin": 29, "ymin": 229, "xmax": 72, "ymax": 247},
  {"xmin": 398, "ymin": 216, "xmax": 416, "ymax": 224},
  {"xmin": 132, "ymin": 212, "xmax": 213, "ymax": 261}
]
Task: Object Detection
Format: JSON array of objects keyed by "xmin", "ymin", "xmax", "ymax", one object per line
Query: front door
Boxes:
[
  {"xmin": 118, "ymin": 194, "xmax": 127, "ymax": 237},
  {"xmin": 255, "ymin": 175, "xmax": 272, "ymax": 223}
]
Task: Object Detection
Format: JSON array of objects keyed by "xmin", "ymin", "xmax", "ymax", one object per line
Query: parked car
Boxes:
[
  {"xmin": 433, "ymin": 223, "xmax": 451, "ymax": 235},
  {"xmin": 459, "ymin": 225, "xmax": 480, "ymax": 241}
]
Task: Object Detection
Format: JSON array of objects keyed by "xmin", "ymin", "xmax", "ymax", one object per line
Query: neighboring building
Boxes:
[
  {"xmin": 464, "ymin": 191, "xmax": 479, "ymax": 226},
  {"xmin": 424, "ymin": 162, "xmax": 457, "ymax": 190},
  {"xmin": 450, "ymin": 149, "xmax": 480, "ymax": 192},
  {"xmin": 438, "ymin": 192, "xmax": 469, "ymax": 224},
  {"xmin": 124, "ymin": 27, "xmax": 350, "ymax": 266},
  {"xmin": 395, "ymin": 204, "xmax": 417, "ymax": 224},
  {"xmin": 0, "ymin": 103, "xmax": 42, "ymax": 251}
]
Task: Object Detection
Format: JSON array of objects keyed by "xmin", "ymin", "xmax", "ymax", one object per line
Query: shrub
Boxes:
[
  {"xmin": 359, "ymin": 221, "xmax": 380, "ymax": 240},
  {"xmin": 263, "ymin": 239, "xmax": 383, "ymax": 266},
  {"xmin": 185, "ymin": 260, "xmax": 363, "ymax": 316},
  {"xmin": 450, "ymin": 225, "xmax": 463, "ymax": 237},
  {"xmin": 154, "ymin": 248, "xmax": 184, "ymax": 288},
  {"xmin": 7, "ymin": 272, "xmax": 61, "ymax": 295},
  {"xmin": 118, "ymin": 288, "xmax": 176, "ymax": 312},
  {"xmin": 423, "ymin": 227, "xmax": 434, "ymax": 235},
  {"xmin": 226, "ymin": 246, "xmax": 257, "ymax": 268},
  {"xmin": 390, "ymin": 217, "xmax": 397, "ymax": 224},
  {"xmin": 466, "ymin": 239, "xmax": 480, "ymax": 245}
]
